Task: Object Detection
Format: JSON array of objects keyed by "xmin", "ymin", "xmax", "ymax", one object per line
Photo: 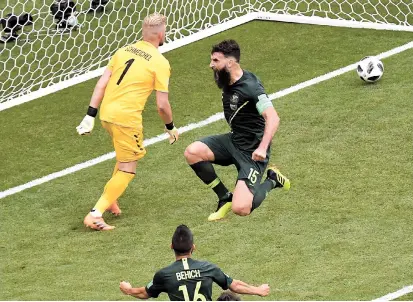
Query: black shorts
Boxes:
[{"xmin": 199, "ymin": 133, "xmax": 270, "ymax": 194}]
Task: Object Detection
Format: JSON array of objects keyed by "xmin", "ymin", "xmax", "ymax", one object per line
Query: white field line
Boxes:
[
  {"xmin": 372, "ymin": 285, "xmax": 413, "ymax": 301},
  {"xmin": 0, "ymin": 40, "xmax": 412, "ymax": 200}
]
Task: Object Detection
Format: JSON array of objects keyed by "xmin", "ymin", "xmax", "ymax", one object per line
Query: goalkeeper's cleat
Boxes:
[
  {"xmin": 208, "ymin": 192, "xmax": 233, "ymax": 221},
  {"xmin": 266, "ymin": 167, "xmax": 290, "ymax": 191},
  {"xmin": 107, "ymin": 201, "xmax": 122, "ymax": 216},
  {"xmin": 84, "ymin": 213, "xmax": 115, "ymax": 231}
]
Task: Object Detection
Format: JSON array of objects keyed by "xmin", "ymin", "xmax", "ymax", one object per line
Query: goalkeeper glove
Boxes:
[
  {"xmin": 165, "ymin": 122, "xmax": 179, "ymax": 144},
  {"xmin": 76, "ymin": 106, "xmax": 97, "ymax": 135}
]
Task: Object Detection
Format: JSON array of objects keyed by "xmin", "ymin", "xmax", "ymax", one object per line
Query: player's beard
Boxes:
[{"xmin": 213, "ymin": 67, "xmax": 231, "ymax": 89}]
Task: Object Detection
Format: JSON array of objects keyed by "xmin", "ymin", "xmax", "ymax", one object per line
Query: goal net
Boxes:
[
  {"xmin": 1, "ymin": 0, "xmax": 412, "ymax": 105},
  {"xmin": 0, "ymin": 0, "xmax": 250, "ymax": 103},
  {"xmin": 251, "ymin": 0, "xmax": 413, "ymax": 30}
]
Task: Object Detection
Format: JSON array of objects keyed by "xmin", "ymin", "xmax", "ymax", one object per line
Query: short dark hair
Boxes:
[
  {"xmin": 211, "ymin": 39, "xmax": 241, "ymax": 63},
  {"xmin": 217, "ymin": 291, "xmax": 241, "ymax": 301},
  {"xmin": 172, "ymin": 225, "xmax": 193, "ymax": 255}
]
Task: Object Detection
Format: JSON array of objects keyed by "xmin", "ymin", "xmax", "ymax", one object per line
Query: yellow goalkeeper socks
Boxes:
[
  {"xmin": 111, "ymin": 162, "xmax": 119, "ymax": 177},
  {"xmin": 103, "ymin": 162, "xmax": 119, "ymax": 192},
  {"xmin": 93, "ymin": 170, "xmax": 135, "ymax": 215}
]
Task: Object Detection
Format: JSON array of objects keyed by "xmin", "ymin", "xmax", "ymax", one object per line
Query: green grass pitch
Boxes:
[{"xmin": 0, "ymin": 20, "xmax": 412, "ymax": 300}]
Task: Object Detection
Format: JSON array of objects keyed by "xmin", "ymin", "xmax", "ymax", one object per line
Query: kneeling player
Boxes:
[{"xmin": 120, "ymin": 225, "xmax": 270, "ymax": 300}]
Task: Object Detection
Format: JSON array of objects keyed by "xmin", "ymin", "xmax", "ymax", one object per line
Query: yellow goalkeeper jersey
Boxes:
[{"xmin": 100, "ymin": 40, "xmax": 170, "ymax": 128}]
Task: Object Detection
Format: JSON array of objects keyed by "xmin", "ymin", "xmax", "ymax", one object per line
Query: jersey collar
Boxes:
[
  {"xmin": 137, "ymin": 40, "xmax": 158, "ymax": 50},
  {"xmin": 230, "ymin": 69, "xmax": 245, "ymax": 86}
]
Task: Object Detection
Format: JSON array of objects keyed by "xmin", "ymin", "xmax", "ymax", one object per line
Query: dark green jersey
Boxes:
[
  {"xmin": 145, "ymin": 257, "xmax": 233, "ymax": 301},
  {"xmin": 222, "ymin": 70, "xmax": 273, "ymax": 152}
]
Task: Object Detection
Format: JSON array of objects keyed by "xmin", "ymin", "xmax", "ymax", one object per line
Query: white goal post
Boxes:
[{"xmin": 1, "ymin": 0, "xmax": 412, "ymax": 111}]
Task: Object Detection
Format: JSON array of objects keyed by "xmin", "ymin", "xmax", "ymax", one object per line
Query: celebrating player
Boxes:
[
  {"xmin": 76, "ymin": 12, "xmax": 179, "ymax": 231},
  {"xmin": 119, "ymin": 225, "xmax": 270, "ymax": 300},
  {"xmin": 184, "ymin": 39, "xmax": 290, "ymax": 221}
]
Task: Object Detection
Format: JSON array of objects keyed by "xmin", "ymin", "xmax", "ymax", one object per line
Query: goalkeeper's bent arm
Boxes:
[
  {"xmin": 89, "ymin": 68, "xmax": 112, "ymax": 109},
  {"xmin": 156, "ymin": 91, "xmax": 173, "ymax": 124},
  {"xmin": 76, "ymin": 68, "xmax": 111, "ymax": 135},
  {"xmin": 156, "ymin": 91, "xmax": 179, "ymax": 144}
]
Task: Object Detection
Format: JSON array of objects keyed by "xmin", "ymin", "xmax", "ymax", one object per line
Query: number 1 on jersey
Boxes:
[
  {"xmin": 117, "ymin": 58, "xmax": 135, "ymax": 85},
  {"xmin": 178, "ymin": 282, "xmax": 206, "ymax": 301}
]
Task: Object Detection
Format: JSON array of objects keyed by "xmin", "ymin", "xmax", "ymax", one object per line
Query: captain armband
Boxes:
[{"xmin": 256, "ymin": 94, "xmax": 273, "ymax": 114}]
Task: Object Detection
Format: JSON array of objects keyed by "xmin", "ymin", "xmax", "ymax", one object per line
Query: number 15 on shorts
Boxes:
[{"xmin": 248, "ymin": 168, "xmax": 259, "ymax": 184}]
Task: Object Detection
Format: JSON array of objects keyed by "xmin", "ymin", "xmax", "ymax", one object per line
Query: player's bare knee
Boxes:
[
  {"xmin": 231, "ymin": 204, "xmax": 251, "ymax": 216},
  {"xmin": 184, "ymin": 142, "xmax": 209, "ymax": 163},
  {"xmin": 184, "ymin": 144, "xmax": 199, "ymax": 163}
]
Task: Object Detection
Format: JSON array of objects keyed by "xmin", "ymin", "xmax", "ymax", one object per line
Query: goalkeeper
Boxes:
[{"xmin": 76, "ymin": 12, "xmax": 179, "ymax": 231}]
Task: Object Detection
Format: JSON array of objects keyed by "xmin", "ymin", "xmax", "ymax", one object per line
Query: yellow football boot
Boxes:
[
  {"xmin": 208, "ymin": 193, "xmax": 233, "ymax": 221},
  {"xmin": 267, "ymin": 167, "xmax": 290, "ymax": 191}
]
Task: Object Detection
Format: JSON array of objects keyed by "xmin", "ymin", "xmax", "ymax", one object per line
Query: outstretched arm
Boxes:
[
  {"xmin": 120, "ymin": 281, "xmax": 150, "ymax": 300},
  {"xmin": 229, "ymin": 279, "xmax": 270, "ymax": 297}
]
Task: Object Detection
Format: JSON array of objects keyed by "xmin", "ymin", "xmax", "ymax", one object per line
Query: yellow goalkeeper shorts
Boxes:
[{"xmin": 101, "ymin": 121, "xmax": 146, "ymax": 162}]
